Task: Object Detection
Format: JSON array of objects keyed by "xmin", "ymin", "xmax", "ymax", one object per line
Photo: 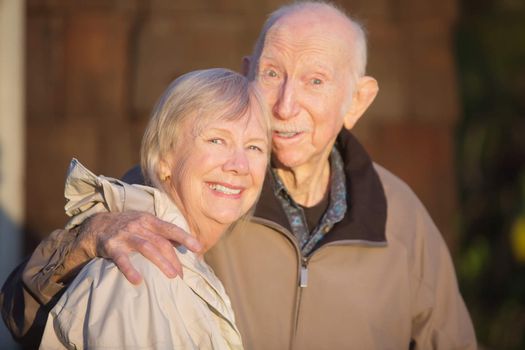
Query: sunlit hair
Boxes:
[
  {"xmin": 141, "ymin": 68, "xmax": 271, "ymax": 191},
  {"xmin": 248, "ymin": 0, "xmax": 367, "ymax": 83}
]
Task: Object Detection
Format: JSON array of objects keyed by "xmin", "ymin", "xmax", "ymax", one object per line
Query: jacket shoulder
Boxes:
[
  {"xmin": 372, "ymin": 163, "xmax": 445, "ymax": 249},
  {"xmin": 373, "ymin": 163, "xmax": 422, "ymax": 209}
]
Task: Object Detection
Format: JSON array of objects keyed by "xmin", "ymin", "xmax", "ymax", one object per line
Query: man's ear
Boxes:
[
  {"xmin": 343, "ymin": 76, "xmax": 379, "ymax": 130},
  {"xmin": 241, "ymin": 56, "xmax": 252, "ymax": 77}
]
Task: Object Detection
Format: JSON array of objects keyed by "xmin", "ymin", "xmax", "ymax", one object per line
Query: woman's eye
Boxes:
[
  {"xmin": 208, "ymin": 138, "xmax": 224, "ymax": 145},
  {"xmin": 311, "ymin": 78, "xmax": 323, "ymax": 85}
]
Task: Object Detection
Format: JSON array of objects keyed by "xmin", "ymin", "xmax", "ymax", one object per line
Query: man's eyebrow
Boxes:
[
  {"xmin": 259, "ymin": 53, "xmax": 278, "ymax": 62},
  {"xmin": 310, "ymin": 63, "xmax": 334, "ymax": 75}
]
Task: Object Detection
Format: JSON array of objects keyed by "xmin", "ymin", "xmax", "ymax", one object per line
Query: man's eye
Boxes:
[
  {"xmin": 265, "ymin": 69, "xmax": 278, "ymax": 78},
  {"xmin": 247, "ymin": 145, "xmax": 263, "ymax": 152}
]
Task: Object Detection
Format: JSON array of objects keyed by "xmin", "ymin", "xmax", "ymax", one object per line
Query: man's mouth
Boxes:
[
  {"xmin": 207, "ymin": 183, "xmax": 242, "ymax": 195},
  {"xmin": 274, "ymin": 131, "xmax": 301, "ymax": 138}
]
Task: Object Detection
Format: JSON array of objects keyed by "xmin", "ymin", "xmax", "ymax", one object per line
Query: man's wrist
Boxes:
[{"xmin": 53, "ymin": 224, "xmax": 95, "ymax": 283}]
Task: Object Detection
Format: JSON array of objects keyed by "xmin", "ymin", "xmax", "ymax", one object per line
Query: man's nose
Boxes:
[
  {"xmin": 273, "ymin": 78, "xmax": 299, "ymax": 120},
  {"xmin": 223, "ymin": 148, "xmax": 249, "ymax": 175}
]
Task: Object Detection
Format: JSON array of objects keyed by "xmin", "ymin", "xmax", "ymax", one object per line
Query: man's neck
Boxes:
[{"xmin": 275, "ymin": 159, "xmax": 331, "ymax": 207}]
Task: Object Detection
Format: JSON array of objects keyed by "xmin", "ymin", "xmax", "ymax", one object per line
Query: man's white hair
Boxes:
[{"xmin": 248, "ymin": 0, "xmax": 368, "ymax": 83}]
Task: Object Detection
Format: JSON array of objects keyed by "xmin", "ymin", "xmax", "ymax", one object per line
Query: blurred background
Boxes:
[{"xmin": 0, "ymin": 0, "xmax": 524, "ymax": 349}]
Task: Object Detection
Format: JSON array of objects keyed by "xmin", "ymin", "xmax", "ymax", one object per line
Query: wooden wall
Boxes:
[{"xmin": 25, "ymin": 0, "xmax": 460, "ymax": 252}]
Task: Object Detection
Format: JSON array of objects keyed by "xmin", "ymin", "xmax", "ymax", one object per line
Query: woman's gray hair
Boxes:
[
  {"xmin": 141, "ymin": 68, "xmax": 270, "ymax": 190},
  {"xmin": 248, "ymin": 0, "xmax": 368, "ymax": 83}
]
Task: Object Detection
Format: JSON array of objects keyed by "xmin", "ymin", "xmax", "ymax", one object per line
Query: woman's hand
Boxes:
[{"xmin": 60, "ymin": 211, "xmax": 202, "ymax": 285}]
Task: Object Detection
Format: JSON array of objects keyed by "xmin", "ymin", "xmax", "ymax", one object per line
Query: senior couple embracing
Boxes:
[{"xmin": 1, "ymin": 2, "xmax": 476, "ymax": 349}]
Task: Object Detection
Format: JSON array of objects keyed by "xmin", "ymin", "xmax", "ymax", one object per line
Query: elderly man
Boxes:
[{"xmin": 2, "ymin": 1, "xmax": 476, "ymax": 349}]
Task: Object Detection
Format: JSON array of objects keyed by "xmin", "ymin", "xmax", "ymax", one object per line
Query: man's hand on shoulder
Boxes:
[{"xmin": 61, "ymin": 211, "xmax": 202, "ymax": 285}]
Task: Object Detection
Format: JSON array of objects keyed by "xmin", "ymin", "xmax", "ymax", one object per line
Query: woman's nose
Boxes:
[{"xmin": 223, "ymin": 149, "xmax": 249, "ymax": 175}]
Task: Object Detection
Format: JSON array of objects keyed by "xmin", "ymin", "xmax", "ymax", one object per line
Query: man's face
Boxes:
[{"xmin": 255, "ymin": 12, "xmax": 356, "ymax": 170}]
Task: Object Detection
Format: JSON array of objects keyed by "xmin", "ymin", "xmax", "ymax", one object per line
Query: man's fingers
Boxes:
[
  {"xmin": 92, "ymin": 211, "xmax": 195, "ymax": 282},
  {"xmin": 113, "ymin": 253, "xmax": 143, "ymax": 285},
  {"xmin": 148, "ymin": 232, "xmax": 184, "ymax": 277},
  {"xmin": 154, "ymin": 219, "xmax": 202, "ymax": 253},
  {"xmin": 130, "ymin": 235, "xmax": 180, "ymax": 279}
]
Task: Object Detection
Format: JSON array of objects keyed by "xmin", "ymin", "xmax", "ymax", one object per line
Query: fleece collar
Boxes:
[{"xmin": 253, "ymin": 129, "xmax": 387, "ymax": 248}]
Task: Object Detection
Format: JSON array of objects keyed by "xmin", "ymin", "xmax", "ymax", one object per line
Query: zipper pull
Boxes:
[{"xmin": 300, "ymin": 263, "xmax": 308, "ymax": 288}]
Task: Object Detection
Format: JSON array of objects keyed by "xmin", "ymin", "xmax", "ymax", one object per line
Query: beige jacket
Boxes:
[
  {"xmin": 39, "ymin": 159, "xmax": 242, "ymax": 350},
  {"xmin": 207, "ymin": 164, "xmax": 476, "ymax": 349},
  {"xmin": 204, "ymin": 132, "xmax": 476, "ymax": 349}
]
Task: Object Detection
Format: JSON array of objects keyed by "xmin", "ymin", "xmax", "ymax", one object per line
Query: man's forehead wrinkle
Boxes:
[
  {"xmin": 262, "ymin": 24, "xmax": 352, "ymax": 71},
  {"xmin": 269, "ymin": 9, "xmax": 355, "ymax": 46},
  {"xmin": 261, "ymin": 29, "xmax": 294, "ymax": 61}
]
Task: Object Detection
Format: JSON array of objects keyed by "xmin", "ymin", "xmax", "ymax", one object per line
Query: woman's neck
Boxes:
[
  {"xmin": 186, "ymin": 219, "xmax": 228, "ymax": 255},
  {"xmin": 169, "ymin": 194, "xmax": 229, "ymax": 255}
]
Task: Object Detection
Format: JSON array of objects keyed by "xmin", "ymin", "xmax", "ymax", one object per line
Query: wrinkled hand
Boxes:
[{"xmin": 71, "ymin": 211, "xmax": 202, "ymax": 284}]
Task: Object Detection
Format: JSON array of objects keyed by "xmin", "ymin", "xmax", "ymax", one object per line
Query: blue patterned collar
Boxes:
[{"xmin": 270, "ymin": 148, "xmax": 347, "ymax": 256}]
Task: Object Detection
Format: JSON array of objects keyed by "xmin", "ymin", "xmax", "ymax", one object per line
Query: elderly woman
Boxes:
[{"xmin": 39, "ymin": 68, "xmax": 270, "ymax": 349}]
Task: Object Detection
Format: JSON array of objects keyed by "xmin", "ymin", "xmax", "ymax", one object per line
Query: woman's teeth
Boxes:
[{"xmin": 208, "ymin": 183, "xmax": 241, "ymax": 195}]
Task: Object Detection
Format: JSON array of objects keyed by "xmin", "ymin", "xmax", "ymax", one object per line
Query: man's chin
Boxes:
[{"xmin": 271, "ymin": 152, "xmax": 308, "ymax": 170}]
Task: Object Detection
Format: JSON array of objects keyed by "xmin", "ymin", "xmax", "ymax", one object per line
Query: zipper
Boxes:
[
  {"xmin": 251, "ymin": 217, "xmax": 387, "ymax": 349},
  {"xmin": 299, "ymin": 257, "xmax": 308, "ymax": 288},
  {"xmin": 298, "ymin": 243, "xmax": 339, "ymax": 290},
  {"xmin": 297, "ymin": 239, "xmax": 385, "ymax": 288}
]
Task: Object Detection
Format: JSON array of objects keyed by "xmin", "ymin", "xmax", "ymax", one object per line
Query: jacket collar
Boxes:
[{"xmin": 253, "ymin": 129, "xmax": 387, "ymax": 246}]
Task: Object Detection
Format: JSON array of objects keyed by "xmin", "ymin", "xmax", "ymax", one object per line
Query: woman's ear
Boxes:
[
  {"xmin": 158, "ymin": 157, "xmax": 172, "ymax": 182},
  {"xmin": 343, "ymin": 76, "xmax": 379, "ymax": 130}
]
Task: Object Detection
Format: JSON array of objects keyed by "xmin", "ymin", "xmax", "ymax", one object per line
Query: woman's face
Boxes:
[{"xmin": 163, "ymin": 108, "xmax": 269, "ymax": 238}]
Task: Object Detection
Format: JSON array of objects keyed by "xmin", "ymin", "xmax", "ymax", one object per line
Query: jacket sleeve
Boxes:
[
  {"xmin": 409, "ymin": 203, "xmax": 477, "ymax": 350},
  {"xmin": 0, "ymin": 228, "xmax": 78, "ymax": 347}
]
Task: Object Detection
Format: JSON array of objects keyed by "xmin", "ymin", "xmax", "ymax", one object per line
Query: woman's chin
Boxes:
[{"xmin": 206, "ymin": 211, "xmax": 244, "ymax": 227}]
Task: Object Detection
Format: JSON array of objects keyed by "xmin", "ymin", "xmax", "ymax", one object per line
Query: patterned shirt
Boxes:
[{"xmin": 271, "ymin": 147, "xmax": 347, "ymax": 256}]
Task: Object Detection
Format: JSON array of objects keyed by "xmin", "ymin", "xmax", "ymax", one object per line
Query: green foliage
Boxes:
[{"xmin": 455, "ymin": 1, "xmax": 525, "ymax": 349}]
